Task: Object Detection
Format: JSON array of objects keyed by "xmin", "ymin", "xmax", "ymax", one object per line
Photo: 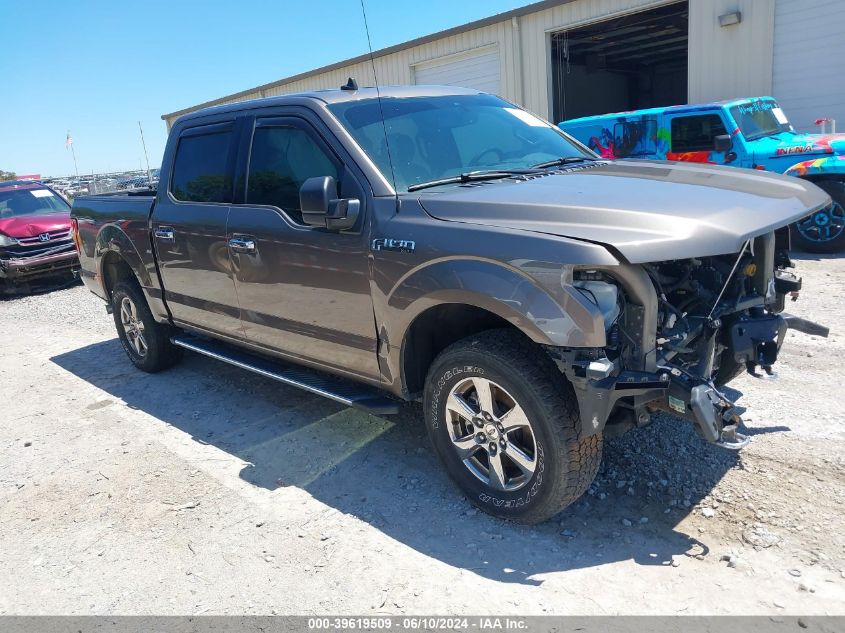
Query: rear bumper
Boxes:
[{"xmin": 0, "ymin": 248, "xmax": 79, "ymax": 282}]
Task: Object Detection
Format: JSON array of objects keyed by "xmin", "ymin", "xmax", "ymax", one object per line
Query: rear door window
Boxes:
[
  {"xmin": 670, "ymin": 114, "xmax": 727, "ymax": 153},
  {"xmin": 170, "ymin": 129, "xmax": 234, "ymax": 203}
]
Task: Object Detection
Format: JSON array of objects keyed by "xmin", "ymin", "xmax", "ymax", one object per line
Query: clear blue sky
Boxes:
[{"xmin": 0, "ymin": 0, "xmax": 528, "ymax": 177}]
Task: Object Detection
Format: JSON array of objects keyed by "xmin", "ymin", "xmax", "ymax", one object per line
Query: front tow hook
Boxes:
[
  {"xmin": 782, "ymin": 313, "xmax": 830, "ymax": 338},
  {"xmin": 689, "ymin": 385, "xmax": 751, "ymax": 450}
]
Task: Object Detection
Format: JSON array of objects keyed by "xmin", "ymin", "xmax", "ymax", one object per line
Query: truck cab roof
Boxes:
[{"xmin": 176, "ymin": 84, "xmax": 482, "ymax": 126}]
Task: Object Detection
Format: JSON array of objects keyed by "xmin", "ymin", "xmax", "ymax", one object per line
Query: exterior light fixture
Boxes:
[{"xmin": 718, "ymin": 11, "xmax": 742, "ymax": 27}]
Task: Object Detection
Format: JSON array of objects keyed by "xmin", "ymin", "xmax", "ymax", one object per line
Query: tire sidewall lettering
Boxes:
[
  {"xmin": 428, "ymin": 363, "xmax": 546, "ymax": 511},
  {"xmin": 430, "ymin": 365, "xmax": 483, "ymax": 430}
]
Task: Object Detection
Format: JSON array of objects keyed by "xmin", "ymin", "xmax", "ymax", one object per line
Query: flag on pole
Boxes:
[{"xmin": 66, "ymin": 131, "xmax": 73, "ymax": 150}]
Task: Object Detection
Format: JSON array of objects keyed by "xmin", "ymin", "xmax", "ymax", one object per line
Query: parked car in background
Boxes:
[
  {"xmin": 0, "ymin": 180, "xmax": 79, "ymax": 291},
  {"xmin": 560, "ymin": 97, "xmax": 845, "ymax": 253}
]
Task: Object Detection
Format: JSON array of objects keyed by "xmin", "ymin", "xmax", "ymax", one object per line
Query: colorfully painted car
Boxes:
[{"xmin": 560, "ymin": 97, "xmax": 845, "ymax": 253}]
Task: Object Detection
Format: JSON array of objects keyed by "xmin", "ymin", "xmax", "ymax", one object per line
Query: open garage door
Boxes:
[
  {"xmin": 552, "ymin": 2, "xmax": 688, "ymax": 123},
  {"xmin": 773, "ymin": 0, "xmax": 845, "ymax": 133},
  {"xmin": 413, "ymin": 47, "xmax": 501, "ymax": 95}
]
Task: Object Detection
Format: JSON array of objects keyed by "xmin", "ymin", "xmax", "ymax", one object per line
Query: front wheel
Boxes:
[
  {"xmin": 423, "ymin": 330, "xmax": 602, "ymax": 524},
  {"xmin": 791, "ymin": 180, "xmax": 845, "ymax": 253}
]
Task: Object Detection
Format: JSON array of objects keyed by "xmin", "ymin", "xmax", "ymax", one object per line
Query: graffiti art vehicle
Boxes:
[{"xmin": 561, "ymin": 97, "xmax": 845, "ymax": 253}]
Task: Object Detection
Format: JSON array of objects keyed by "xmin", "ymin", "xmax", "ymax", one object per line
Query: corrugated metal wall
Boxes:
[
  {"xmin": 163, "ymin": 0, "xmax": 782, "ymax": 130},
  {"xmin": 164, "ymin": 19, "xmax": 518, "ymax": 129},
  {"xmin": 687, "ymin": 0, "xmax": 775, "ymax": 103},
  {"xmin": 772, "ymin": 0, "xmax": 845, "ymax": 133}
]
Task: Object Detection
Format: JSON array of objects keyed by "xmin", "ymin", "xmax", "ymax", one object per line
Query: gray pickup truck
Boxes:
[{"xmin": 72, "ymin": 85, "xmax": 829, "ymax": 523}]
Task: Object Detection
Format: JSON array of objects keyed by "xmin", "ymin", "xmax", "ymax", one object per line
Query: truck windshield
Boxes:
[
  {"xmin": 730, "ymin": 100, "xmax": 793, "ymax": 141},
  {"xmin": 328, "ymin": 94, "xmax": 594, "ymax": 192},
  {"xmin": 0, "ymin": 187, "xmax": 70, "ymax": 217}
]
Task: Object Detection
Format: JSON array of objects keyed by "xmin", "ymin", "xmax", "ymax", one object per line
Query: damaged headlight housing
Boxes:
[
  {"xmin": 573, "ymin": 280, "xmax": 620, "ymax": 330},
  {"xmin": 0, "ymin": 233, "xmax": 18, "ymax": 247}
]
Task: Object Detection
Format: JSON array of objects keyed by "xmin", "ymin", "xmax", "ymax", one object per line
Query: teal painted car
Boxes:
[{"xmin": 560, "ymin": 97, "xmax": 845, "ymax": 253}]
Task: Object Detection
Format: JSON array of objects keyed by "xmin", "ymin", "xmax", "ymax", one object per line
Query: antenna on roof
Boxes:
[
  {"xmin": 359, "ymin": 0, "xmax": 397, "ymax": 199},
  {"xmin": 341, "ymin": 77, "xmax": 359, "ymax": 91}
]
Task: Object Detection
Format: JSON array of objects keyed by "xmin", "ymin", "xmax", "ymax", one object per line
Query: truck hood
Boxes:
[
  {"xmin": 0, "ymin": 213, "xmax": 71, "ymax": 239},
  {"xmin": 417, "ymin": 160, "xmax": 831, "ymax": 263}
]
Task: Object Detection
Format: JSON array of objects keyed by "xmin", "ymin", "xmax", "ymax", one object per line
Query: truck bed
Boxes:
[
  {"xmin": 72, "ymin": 190, "xmax": 156, "ymax": 225},
  {"xmin": 71, "ymin": 189, "xmax": 160, "ymax": 303}
]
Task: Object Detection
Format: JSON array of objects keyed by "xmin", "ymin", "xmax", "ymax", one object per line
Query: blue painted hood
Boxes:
[{"xmin": 751, "ymin": 132, "xmax": 845, "ymax": 160}]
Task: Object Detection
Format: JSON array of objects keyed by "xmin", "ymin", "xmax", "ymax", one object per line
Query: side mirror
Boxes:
[
  {"xmin": 714, "ymin": 134, "xmax": 733, "ymax": 153},
  {"xmin": 299, "ymin": 176, "xmax": 360, "ymax": 231}
]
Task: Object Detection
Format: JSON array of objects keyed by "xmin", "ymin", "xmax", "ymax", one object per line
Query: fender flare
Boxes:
[
  {"xmin": 95, "ymin": 223, "xmax": 169, "ymax": 321},
  {"xmin": 96, "ymin": 224, "xmax": 151, "ymax": 288},
  {"xmin": 784, "ymin": 156, "xmax": 845, "ymax": 179},
  {"xmin": 387, "ymin": 257, "xmax": 606, "ymax": 350}
]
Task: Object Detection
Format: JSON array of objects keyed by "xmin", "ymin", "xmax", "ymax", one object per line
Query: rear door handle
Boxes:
[
  {"xmin": 154, "ymin": 226, "xmax": 175, "ymax": 241},
  {"xmin": 228, "ymin": 235, "xmax": 256, "ymax": 253}
]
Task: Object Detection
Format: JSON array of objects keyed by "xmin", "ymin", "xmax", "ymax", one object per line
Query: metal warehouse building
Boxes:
[{"xmin": 162, "ymin": 0, "xmax": 845, "ymax": 133}]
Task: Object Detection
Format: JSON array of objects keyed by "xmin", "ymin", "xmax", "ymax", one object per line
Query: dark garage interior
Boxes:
[{"xmin": 551, "ymin": 1, "xmax": 689, "ymax": 123}]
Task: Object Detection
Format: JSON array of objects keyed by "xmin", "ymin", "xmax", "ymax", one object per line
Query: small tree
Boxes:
[{"xmin": 0, "ymin": 170, "xmax": 16, "ymax": 181}]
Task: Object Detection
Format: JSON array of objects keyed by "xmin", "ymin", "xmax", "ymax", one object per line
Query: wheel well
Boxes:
[
  {"xmin": 800, "ymin": 174, "xmax": 843, "ymax": 186},
  {"xmin": 401, "ymin": 304, "xmax": 529, "ymax": 397},
  {"xmin": 101, "ymin": 251, "xmax": 135, "ymax": 299}
]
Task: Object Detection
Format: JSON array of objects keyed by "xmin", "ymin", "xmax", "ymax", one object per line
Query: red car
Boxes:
[{"xmin": 0, "ymin": 180, "xmax": 79, "ymax": 290}]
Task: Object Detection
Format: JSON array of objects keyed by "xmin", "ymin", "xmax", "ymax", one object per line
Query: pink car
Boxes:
[{"xmin": 0, "ymin": 180, "xmax": 79, "ymax": 290}]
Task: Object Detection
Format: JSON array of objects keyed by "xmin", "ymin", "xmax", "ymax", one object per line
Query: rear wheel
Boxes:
[
  {"xmin": 423, "ymin": 329, "xmax": 602, "ymax": 524},
  {"xmin": 791, "ymin": 180, "xmax": 845, "ymax": 253},
  {"xmin": 111, "ymin": 280, "xmax": 182, "ymax": 373}
]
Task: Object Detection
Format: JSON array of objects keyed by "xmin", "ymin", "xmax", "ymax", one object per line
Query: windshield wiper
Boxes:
[
  {"xmin": 407, "ymin": 170, "xmax": 529, "ymax": 192},
  {"xmin": 531, "ymin": 156, "xmax": 596, "ymax": 169}
]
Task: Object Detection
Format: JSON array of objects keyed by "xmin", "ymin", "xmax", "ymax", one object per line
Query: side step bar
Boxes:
[{"xmin": 171, "ymin": 334, "xmax": 401, "ymax": 416}]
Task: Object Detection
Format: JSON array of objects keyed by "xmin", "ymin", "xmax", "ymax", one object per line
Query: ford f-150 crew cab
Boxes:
[{"xmin": 72, "ymin": 85, "xmax": 830, "ymax": 523}]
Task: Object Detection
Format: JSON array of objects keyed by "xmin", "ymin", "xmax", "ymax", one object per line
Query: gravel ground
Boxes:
[{"xmin": 0, "ymin": 254, "xmax": 843, "ymax": 615}]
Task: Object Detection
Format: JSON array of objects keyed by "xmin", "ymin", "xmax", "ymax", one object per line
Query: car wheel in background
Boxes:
[
  {"xmin": 423, "ymin": 329, "xmax": 602, "ymax": 524},
  {"xmin": 791, "ymin": 180, "xmax": 845, "ymax": 253},
  {"xmin": 111, "ymin": 280, "xmax": 182, "ymax": 373}
]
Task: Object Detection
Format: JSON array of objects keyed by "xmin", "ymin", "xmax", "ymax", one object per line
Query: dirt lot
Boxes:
[{"xmin": 1, "ymin": 254, "xmax": 843, "ymax": 615}]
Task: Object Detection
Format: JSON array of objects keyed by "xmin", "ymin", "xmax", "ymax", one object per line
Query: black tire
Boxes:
[
  {"xmin": 714, "ymin": 353, "xmax": 744, "ymax": 387},
  {"xmin": 423, "ymin": 329, "xmax": 602, "ymax": 524},
  {"xmin": 790, "ymin": 180, "xmax": 845, "ymax": 253},
  {"xmin": 111, "ymin": 280, "xmax": 182, "ymax": 373}
]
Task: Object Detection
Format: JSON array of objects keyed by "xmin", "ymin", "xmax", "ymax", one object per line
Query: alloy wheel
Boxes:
[
  {"xmin": 119, "ymin": 296, "xmax": 148, "ymax": 357},
  {"xmin": 796, "ymin": 201, "xmax": 845, "ymax": 244},
  {"xmin": 445, "ymin": 376, "xmax": 538, "ymax": 492}
]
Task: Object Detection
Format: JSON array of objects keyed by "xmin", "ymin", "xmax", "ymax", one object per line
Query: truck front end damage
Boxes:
[{"xmin": 549, "ymin": 227, "xmax": 828, "ymax": 449}]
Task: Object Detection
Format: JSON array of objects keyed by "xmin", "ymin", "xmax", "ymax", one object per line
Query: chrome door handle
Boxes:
[
  {"xmin": 228, "ymin": 236, "xmax": 256, "ymax": 253},
  {"xmin": 154, "ymin": 227, "xmax": 175, "ymax": 241}
]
